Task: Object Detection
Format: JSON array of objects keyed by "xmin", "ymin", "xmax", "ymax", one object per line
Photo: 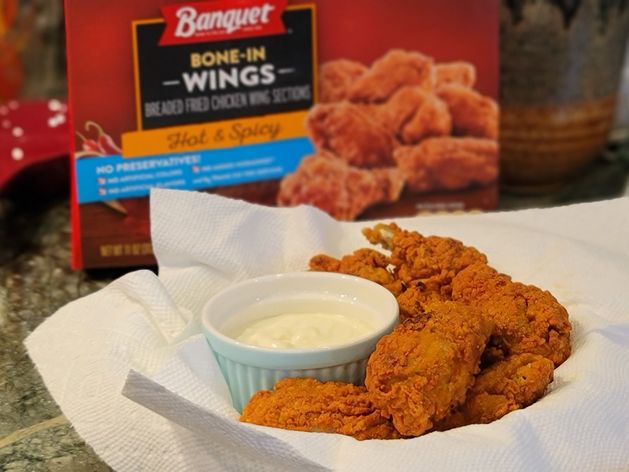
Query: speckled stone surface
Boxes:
[
  {"xmin": 0, "ymin": 149, "xmax": 627, "ymax": 471},
  {"xmin": 0, "ymin": 423, "xmax": 111, "ymax": 471},
  {"xmin": 0, "ymin": 200, "xmax": 116, "ymax": 471}
]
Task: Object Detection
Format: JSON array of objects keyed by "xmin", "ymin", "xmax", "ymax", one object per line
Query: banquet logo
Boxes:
[{"xmin": 159, "ymin": 0, "xmax": 287, "ymax": 45}]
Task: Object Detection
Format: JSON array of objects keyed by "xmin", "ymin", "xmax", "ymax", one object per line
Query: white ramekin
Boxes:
[{"xmin": 201, "ymin": 272, "xmax": 398, "ymax": 412}]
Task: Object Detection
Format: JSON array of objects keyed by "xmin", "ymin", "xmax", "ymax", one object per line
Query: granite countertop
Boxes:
[
  {"xmin": 1, "ymin": 151, "xmax": 628, "ymax": 471},
  {"xmin": 0, "ymin": 201, "xmax": 116, "ymax": 471}
]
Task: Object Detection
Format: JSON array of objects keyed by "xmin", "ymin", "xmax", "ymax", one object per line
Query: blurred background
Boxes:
[
  {"xmin": 0, "ymin": 0, "xmax": 65, "ymax": 99},
  {"xmin": 1, "ymin": 0, "xmax": 629, "ymax": 268},
  {"xmin": 1, "ymin": 1, "xmax": 629, "ymax": 264},
  {"xmin": 2, "ymin": 0, "xmax": 629, "ymax": 207}
]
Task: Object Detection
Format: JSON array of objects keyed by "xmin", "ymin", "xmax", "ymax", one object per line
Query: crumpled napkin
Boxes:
[{"xmin": 26, "ymin": 189, "xmax": 629, "ymax": 471}]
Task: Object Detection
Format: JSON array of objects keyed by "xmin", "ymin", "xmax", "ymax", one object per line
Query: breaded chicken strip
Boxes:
[
  {"xmin": 319, "ymin": 59, "xmax": 368, "ymax": 103},
  {"xmin": 393, "ymin": 137, "xmax": 498, "ymax": 193},
  {"xmin": 371, "ymin": 87, "xmax": 452, "ymax": 144},
  {"xmin": 434, "ymin": 62, "xmax": 476, "ymax": 88},
  {"xmin": 309, "ymin": 248, "xmax": 404, "ymax": 296},
  {"xmin": 436, "ymin": 354, "xmax": 554, "ymax": 430},
  {"xmin": 348, "ymin": 50, "xmax": 434, "ymax": 103},
  {"xmin": 437, "ymin": 84, "xmax": 498, "ymax": 139},
  {"xmin": 363, "ymin": 223, "xmax": 487, "ymax": 297},
  {"xmin": 277, "ymin": 154, "xmax": 403, "ymax": 221},
  {"xmin": 365, "ymin": 302, "xmax": 493, "ymax": 436},
  {"xmin": 452, "ymin": 263, "xmax": 572, "ymax": 367},
  {"xmin": 306, "ymin": 102, "xmax": 396, "ymax": 168},
  {"xmin": 240, "ymin": 378, "xmax": 400, "ymax": 440}
]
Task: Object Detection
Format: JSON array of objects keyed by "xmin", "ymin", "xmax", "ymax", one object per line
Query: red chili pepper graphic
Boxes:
[
  {"xmin": 76, "ymin": 131, "xmax": 104, "ymax": 155},
  {"xmin": 86, "ymin": 121, "xmax": 122, "ymax": 154}
]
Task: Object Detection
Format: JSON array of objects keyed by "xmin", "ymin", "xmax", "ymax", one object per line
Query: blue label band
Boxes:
[{"xmin": 75, "ymin": 137, "xmax": 314, "ymax": 204}]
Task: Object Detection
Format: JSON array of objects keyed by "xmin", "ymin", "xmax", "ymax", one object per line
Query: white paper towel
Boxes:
[{"xmin": 26, "ymin": 189, "xmax": 629, "ymax": 471}]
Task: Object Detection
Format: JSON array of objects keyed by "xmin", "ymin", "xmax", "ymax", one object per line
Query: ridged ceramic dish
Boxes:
[{"xmin": 201, "ymin": 272, "xmax": 399, "ymax": 412}]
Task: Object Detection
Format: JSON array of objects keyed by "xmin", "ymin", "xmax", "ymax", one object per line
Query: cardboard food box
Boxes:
[{"xmin": 65, "ymin": 0, "xmax": 499, "ymax": 268}]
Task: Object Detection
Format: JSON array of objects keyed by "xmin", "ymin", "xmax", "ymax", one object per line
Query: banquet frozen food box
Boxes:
[{"xmin": 65, "ymin": 0, "xmax": 499, "ymax": 268}]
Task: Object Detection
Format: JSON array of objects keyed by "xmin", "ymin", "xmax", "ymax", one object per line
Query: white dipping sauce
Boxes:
[{"xmin": 234, "ymin": 312, "xmax": 373, "ymax": 349}]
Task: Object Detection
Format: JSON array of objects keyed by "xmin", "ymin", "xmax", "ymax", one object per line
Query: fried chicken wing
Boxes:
[
  {"xmin": 283, "ymin": 224, "xmax": 568, "ymax": 439},
  {"xmin": 434, "ymin": 62, "xmax": 476, "ymax": 88},
  {"xmin": 437, "ymin": 84, "xmax": 498, "ymax": 139},
  {"xmin": 436, "ymin": 354, "xmax": 554, "ymax": 430},
  {"xmin": 306, "ymin": 102, "xmax": 396, "ymax": 168},
  {"xmin": 365, "ymin": 302, "xmax": 493, "ymax": 436},
  {"xmin": 309, "ymin": 248, "xmax": 404, "ymax": 296},
  {"xmin": 348, "ymin": 50, "xmax": 434, "ymax": 103},
  {"xmin": 452, "ymin": 263, "xmax": 572, "ymax": 367},
  {"xmin": 370, "ymin": 87, "xmax": 452, "ymax": 144},
  {"xmin": 393, "ymin": 137, "xmax": 498, "ymax": 193},
  {"xmin": 308, "ymin": 253, "xmax": 343, "ymax": 273},
  {"xmin": 319, "ymin": 59, "xmax": 368, "ymax": 103},
  {"xmin": 277, "ymin": 154, "xmax": 404, "ymax": 221},
  {"xmin": 240, "ymin": 378, "xmax": 400, "ymax": 440},
  {"xmin": 396, "ymin": 282, "xmax": 448, "ymax": 322},
  {"xmin": 362, "ymin": 223, "xmax": 488, "ymax": 297}
]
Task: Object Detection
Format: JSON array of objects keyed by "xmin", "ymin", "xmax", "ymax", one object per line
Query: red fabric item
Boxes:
[{"xmin": 0, "ymin": 99, "xmax": 70, "ymax": 193}]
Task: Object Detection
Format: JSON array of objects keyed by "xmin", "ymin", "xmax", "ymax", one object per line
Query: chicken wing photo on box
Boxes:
[
  {"xmin": 348, "ymin": 49, "xmax": 434, "ymax": 103},
  {"xmin": 434, "ymin": 62, "xmax": 477, "ymax": 88},
  {"xmin": 240, "ymin": 378, "xmax": 401, "ymax": 440},
  {"xmin": 277, "ymin": 153, "xmax": 404, "ymax": 221},
  {"xmin": 318, "ymin": 59, "xmax": 368, "ymax": 103},
  {"xmin": 306, "ymin": 102, "xmax": 396, "ymax": 168},
  {"xmin": 365, "ymin": 301, "xmax": 493, "ymax": 437},
  {"xmin": 435, "ymin": 353, "xmax": 555, "ymax": 430},
  {"xmin": 371, "ymin": 87, "xmax": 452, "ymax": 144},
  {"xmin": 437, "ymin": 84, "xmax": 499, "ymax": 139},
  {"xmin": 452, "ymin": 263, "xmax": 572, "ymax": 367},
  {"xmin": 393, "ymin": 137, "xmax": 498, "ymax": 193}
]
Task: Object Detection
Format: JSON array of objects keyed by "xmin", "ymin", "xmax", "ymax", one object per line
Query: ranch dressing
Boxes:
[{"xmin": 235, "ymin": 312, "xmax": 373, "ymax": 349}]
